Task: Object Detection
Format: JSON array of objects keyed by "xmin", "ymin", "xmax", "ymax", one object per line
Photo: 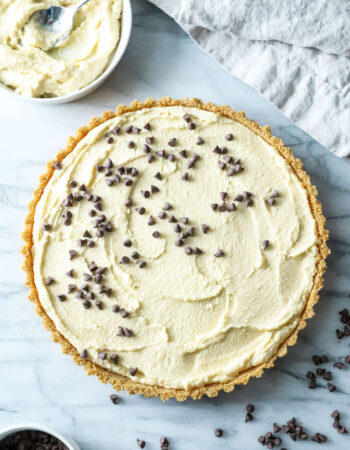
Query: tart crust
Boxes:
[{"xmin": 22, "ymin": 97, "xmax": 330, "ymax": 401}]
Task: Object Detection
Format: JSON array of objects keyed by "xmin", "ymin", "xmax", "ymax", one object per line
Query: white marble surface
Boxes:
[{"xmin": 0, "ymin": 1, "xmax": 350, "ymax": 449}]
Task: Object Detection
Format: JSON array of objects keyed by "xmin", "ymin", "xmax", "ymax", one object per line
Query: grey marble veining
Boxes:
[{"xmin": 0, "ymin": 0, "xmax": 350, "ymax": 449}]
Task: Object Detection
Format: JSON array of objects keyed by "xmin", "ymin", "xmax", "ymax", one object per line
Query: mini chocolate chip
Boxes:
[
  {"xmin": 211, "ymin": 203, "xmax": 218, "ymax": 211},
  {"xmin": 187, "ymin": 227, "xmax": 195, "ymax": 236},
  {"xmin": 219, "ymin": 203, "xmax": 226, "ymax": 212},
  {"xmin": 194, "ymin": 247, "xmax": 202, "ymax": 255},
  {"xmin": 183, "ymin": 113, "xmax": 191, "ymax": 122},
  {"xmin": 112, "ymin": 127, "xmax": 121, "ymax": 135},
  {"xmin": 245, "ymin": 199, "xmax": 253, "ymax": 207},
  {"xmin": 66, "ymin": 269, "xmax": 74, "ymax": 278},
  {"xmin": 148, "ymin": 216, "xmax": 156, "ymax": 226},
  {"xmin": 125, "ymin": 178, "xmax": 133, "ymax": 186},
  {"xmin": 218, "ymin": 161, "xmax": 226, "ymax": 170},
  {"xmin": 141, "ymin": 190, "xmax": 150, "ymax": 198},
  {"xmin": 215, "ymin": 429, "xmax": 223, "ymax": 438},
  {"xmin": 43, "ymin": 223, "xmax": 51, "ymax": 231},
  {"xmin": 234, "ymin": 194, "xmax": 243, "ymax": 202},
  {"xmin": 69, "ymin": 180, "xmax": 77, "ymax": 188},
  {"xmin": 163, "ymin": 202, "xmax": 172, "ymax": 210},
  {"xmin": 129, "ymin": 367, "xmax": 138, "ymax": 377},
  {"xmin": 243, "ymin": 191, "xmax": 253, "ymax": 199},
  {"xmin": 175, "ymin": 239, "xmax": 184, "ymax": 247},
  {"xmin": 271, "ymin": 189, "xmax": 279, "ymax": 198},
  {"xmin": 125, "ymin": 197, "xmax": 132, "ymax": 207},
  {"xmin": 131, "ymin": 251, "xmax": 140, "ymax": 259},
  {"xmin": 327, "ymin": 383, "xmax": 336, "ymax": 392},
  {"xmin": 89, "ymin": 209, "xmax": 96, "ymax": 217},
  {"xmin": 331, "ymin": 410, "xmax": 340, "ymax": 419},
  {"xmin": 123, "ymin": 239, "xmax": 132, "ymax": 247},
  {"xmin": 187, "ymin": 159, "xmax": 195, "ymax": 169},
  {"xmin": 224, "ymin": 155, "xmax": 233, "ymax": 164},
  {"xmin": 94, "ymin": 202, "xmax": 103, "ymax": 211},
  {"xmin": 67, "ymin": 284, "xmax": 76, "ymax": 293},
  {"xmin": 225, "ymin": 133, "xmax": 233, "ymax": 141},
  {"xmin": 96, "ymin": 164, "xmax": 104, "ymax": 172},
  {"xmin": 112, "ymin": 305, "xmax": 120, "ymax": 313},
  {"xmin": 227, "ymin": 203, "xmax": 236, "ymax": 212},
  {"xmin": 125, "ymin": 125, "xmax": 133, "ymax": 133},
  {"xmin": 196, "ymin": 136, "xmax": 204, "ymax": 145},
  {"xmin": 132, "ymin": 127, "xmax": 140, "ymax": 135},
  {"xmin": 167, "ymin": 154, "xmax": 176, "ymax": 162},
  {"xmin": 117, "ymin": 327, "xmax": 124, "ymax": 336},
  {"xmin": 135, "ymin": 207, "xmax": 145, "ymax": 215},
  {"xmin": 156, "ymin": 150, "xmax": 166, "ymax": 158},
  {"xmin": 181, "ymin": 172, "xmax": 189, "ymax": 181},
  {"xmin": 185, "ymin": 247, "xmax": 192, "ymax": 255},
  {"xmin": 105, "ymin": 136, "xmax": 113, "ymax": 144},
  {"xmin": 98, "ymin": 351, "xmax": 107, "ymax": 360},
  {"xmin": 266, "ymin": 197, "xmax": 275, "ymax": 206},
  {"xmin": 124, "ymin": 328, "xmax": 133, "ymax": 337},
  {"xmin": 202, "ymin": 224, "xmax": 209, "ymax": 233},
  {"xmin": 245, "ymin": 413, "xmax": 253, "ymax": 423},
  {"xmin": 158, "ymin": 211, "xmax": 167, "ymax": 219},
  {"xmin": 109, "ymin": 394, "xmax": 119, "ymax": 404},
  {"xmin": 273, "ymin": 423, "xmax": 281, "ymax": 433},
  {"xmin": 154, "ymin": 172, "xmax": 162, "ymax": 180},
  {"xmin": 179, "ymin": 150, "xmax": 187, "ymax": 158},
  {"xmin": 333, "ymin": 362, "xmax": 345, "ymax": 369},
  {"xmin": 169, "ymin": 215, "xmax": 177, "ymax": 223},
  {"xmin": 144, "ymin": 122, "xmax": 151, "ymax": 131},
  {"xmin": 147, "ymin": 154, "xmax": 155, "ymax": 163},
  {"xmin": 105, "ymin": 178, "xmax": 114, "ymax": 186},
  {"xmin": 179, "ymin": 217, "xmax": 188, "ymax": 225},
  {"xmin": 150, "ymin": 185, "xmax": 159, "ymax": 194},
  {"xmin": 153, "ymin": 231, "xmax": 160, "ymax": 238},
  {"xmin": 143, "ymin": 144, "xmax": 151, "ymax": 153},
  {"xmin": 188, "ymin": 122, "xmax": 196, "ymax": 130},
  {"xmin": 261, "ymin": 240, "xmax": 270, "ymax": 250},
  {"xmin": 220, "ymin": 192, "xmax": 227, "ymax": 201},
  {"xmin": 120, "ymin": 309, "xmax": 129, "ymax": 318},
  {"xmin": 53, "ymin": 161, "xmax": 61, "ymax": 170},
  {"xmin": 174, "ymin": 224, "xmax": 181, "ymax": 233},
  {"xmin": 137, "ymin": 260, "xmax": 146, "ymax": 268},
  {"xmin": 45, "ymin": 276, "xmax": 55, "ymax": 286},
  {"xmin": 58, "ymin": 294, "xmax": 66, "ymax": 302},
  {"xmin": 80, "ymin": 349, "xmax": 87, "ymax": 359},
  {"xmin": 136, "ymin": 438, "xmax": 146, "ymax": 448},
  {"xmin": 121, "ymin": 256, "xmax": 130, "ymax": 264},
  {"xmin": 214, "ymin": 249, "xmax": 224, "ymax": 257},
  {"xmin": 95, "ymin": 300, "xmax": 103, "ymax": 310},
  {"xmin": 110, "ymin": 353, "xmax": 119, "ymax": 364},
  {"xmin": 168, "ymin": 138, "xmax": 176, "ymax": 147},
  {"xmin": 246, "ymin": 404, "xmax": 255, "ymax": 413}
]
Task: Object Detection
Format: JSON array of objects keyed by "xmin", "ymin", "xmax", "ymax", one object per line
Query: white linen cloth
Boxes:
[{"xmin": 148, "ymin": 0, "xmax": 350, "ymax": 158}]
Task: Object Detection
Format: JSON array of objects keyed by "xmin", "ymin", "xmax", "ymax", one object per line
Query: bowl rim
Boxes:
[
  {"xmin": 0, "ymin": 423, "xmax": 80, "ymax": 450},
  {"xmin": 0, "ymin": 0, "xmax": 132, "ymax": 104}
]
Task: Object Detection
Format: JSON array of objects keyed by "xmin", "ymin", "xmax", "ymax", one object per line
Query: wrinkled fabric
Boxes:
[{"xmin": 148, "ymin": 0, "xmax": 350, "ymax": 158}]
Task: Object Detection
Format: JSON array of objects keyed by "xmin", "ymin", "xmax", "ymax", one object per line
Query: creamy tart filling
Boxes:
[
  {"xmin": 0, "ymin": 0, "xmax": 122, "ymax": 97},
  {"xmin": 32, "ymin": 106, "xmax": 318, "ymax": 390}
]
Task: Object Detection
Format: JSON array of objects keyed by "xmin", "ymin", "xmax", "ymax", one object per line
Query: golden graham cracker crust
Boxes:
[{"xmin": 22, "ymin": 97, "xmax": 330, "ymax": 401}]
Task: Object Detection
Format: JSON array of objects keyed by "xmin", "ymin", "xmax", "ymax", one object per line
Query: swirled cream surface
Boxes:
[
  {"xmin": 32, "ymin": 106, "xmax": 318, "ymax": 389},
  {"xmin": 0, "ymin": 0, "xmax": 122, "ymax": 97}
]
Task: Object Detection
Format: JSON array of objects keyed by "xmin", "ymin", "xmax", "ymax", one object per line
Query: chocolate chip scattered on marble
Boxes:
[
  {"xmin": 215, "ymin": 428, "xmax": 223, "ymax": 438},
  {"xmin": 311, "ymin": 433, "xmax": 328, "ymax": 443},
  {"xmin": 109, "ymin": 394, "xmax": 119, "ymax": 405}
]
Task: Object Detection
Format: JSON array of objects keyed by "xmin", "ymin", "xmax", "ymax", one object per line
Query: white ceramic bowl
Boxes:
[
  {"xmin": 0, "ymin": 0, "xmax": 132, "ymax": 104},
  {"xmin": 0, "ymin": 423, "xmax": 80, "ymax": 450}
]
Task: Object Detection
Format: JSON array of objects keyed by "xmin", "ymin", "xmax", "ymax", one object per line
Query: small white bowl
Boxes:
[
  {"xmin": 0, "ymin": 0, "xmax": 132, "ymax": 104},
  {"xmin": 0, "ymin": 423, "xmax": 80, "ymax": 450}
]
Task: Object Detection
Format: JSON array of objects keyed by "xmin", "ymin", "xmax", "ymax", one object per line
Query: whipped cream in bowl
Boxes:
[{"xmin": 0, "ymin": 0, "xmax": 132, "ymax": 103}]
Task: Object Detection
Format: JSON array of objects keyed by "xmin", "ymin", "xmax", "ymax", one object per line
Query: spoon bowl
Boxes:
[{"xmin": 30, "ymin": 0, "xmax": 90, "ymax": 48}]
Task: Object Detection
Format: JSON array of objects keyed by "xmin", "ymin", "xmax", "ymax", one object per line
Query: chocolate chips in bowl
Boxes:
[{"xmin": 0, "ymin": 425, "xmax": 79, "ymax": 450}]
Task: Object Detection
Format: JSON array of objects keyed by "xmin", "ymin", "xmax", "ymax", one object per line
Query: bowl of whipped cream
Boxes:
[{"xmin": 0, "ymin": 0, "xmax": 132, "ymax": 104}]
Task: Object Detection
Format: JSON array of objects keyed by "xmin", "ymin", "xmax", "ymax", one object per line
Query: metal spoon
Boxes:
[{"xmin": 30, "ymin": 0, "xmax": 90, "ymax": 49}]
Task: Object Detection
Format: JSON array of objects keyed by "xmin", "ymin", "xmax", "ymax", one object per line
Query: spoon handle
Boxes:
[{"xmin": 74, "ymin": 0, "xmax": 90, "ymax": 14}]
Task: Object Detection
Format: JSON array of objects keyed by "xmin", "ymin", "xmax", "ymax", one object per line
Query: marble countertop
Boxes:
[{"xmin": 0, "ymin": 1, "xmax": 349, "ymax": 449}]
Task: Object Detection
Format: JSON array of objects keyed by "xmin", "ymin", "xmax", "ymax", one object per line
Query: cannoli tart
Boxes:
[{"xmin": 22, "ymin": 97, "xmax": 329, "ymax": 401}]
